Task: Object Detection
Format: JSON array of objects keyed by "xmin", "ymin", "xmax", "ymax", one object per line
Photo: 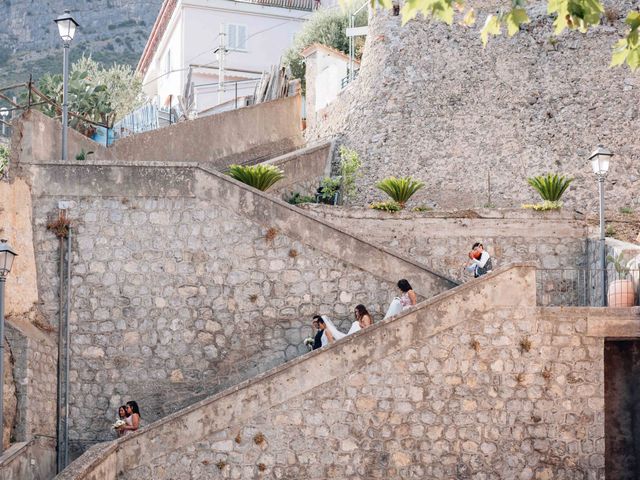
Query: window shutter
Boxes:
[
  {"xmin": 227, "ymin": 24, "xmax": 237, "ymax": 50},
  {"xmin": 238, "ymin": 25, "xmax": 247, "ymax": 50}
]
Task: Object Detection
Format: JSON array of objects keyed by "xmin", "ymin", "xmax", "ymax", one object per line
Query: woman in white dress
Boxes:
[
  {"xmin": 317, "ymin": 315, "xmax": 360, "ymax": 346},
  {"xmin": 384, "ymin": 279, "xmax": 417, "ymax": 319}
]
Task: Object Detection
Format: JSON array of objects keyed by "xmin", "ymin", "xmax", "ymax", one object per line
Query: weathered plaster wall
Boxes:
[
  {"xmin": 0, "ymin": 178, "xmax": 56, "ymax": 479},
  {"xmin": 11, "ymin": 96, "xmax": 303, "ymax": 167},
  {"xmin": 0, "ymin": 436, "xmax": 56, "ymax": 480},
  {"xmin": 266, "ymin": 140, "xmax": 333, "ymax": 199},
  {"xmin": 57, "ymin": 265, "xmax": 606, "ymax": 480},
  {"xmin": 25, "ymin": 161, "xmax": 453, "ymax": 456},
  {"xmin": 0, "ymin": 178, "xmax": 39, "ymax": 317},
  {"xmin": 305, "ymin": 205, "xmax": 589, "ymax": 282},
  {"xmin": 308, "ymin": 1, "xmax": 640, "ymax": 212}
]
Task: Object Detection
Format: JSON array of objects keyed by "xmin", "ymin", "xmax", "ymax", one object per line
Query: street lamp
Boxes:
[
  {"xmin": 589, "ymin": 145, "xmax": 613, "ymax": 306},
  {"xmin": 0, "ymin": 239, "xmax": 18, "ymax": 455},
  {"xmin": 54, "ymin": 10, "xmax": 79, "ymax": 161}
]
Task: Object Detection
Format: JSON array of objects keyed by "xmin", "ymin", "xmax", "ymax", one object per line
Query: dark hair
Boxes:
[
  {"xmin": 126, "ymin": 401, "xmax": 141, "ymax": 417},
  {"xmin": 472, "ymin": 242, "xmax": 482, "ymax": 250},
  {"xmin": 316, "ymin": 317, "xmax": 326, "ymax": 325},
  {"xmin": 354, "ymin": 304, "xmax": 369, "ymax": 319},
  {"xmin": 312, "ymin": 315, "xmax": 322, "ymax": 322},
  {"xmin": 397, "ymin": 279, "xmax": 412, "ymax": 292},
  {"xmin": 118, "ymin": 405, "xmax": 128, "ymax": 418}
]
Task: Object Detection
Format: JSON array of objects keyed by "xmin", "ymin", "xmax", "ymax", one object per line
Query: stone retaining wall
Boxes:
[
  {"xmin": 24, "ymin": 160, "xmax": 453, "ymax": 457},
  {"xmin": 307, "ymin": 2, "xmax": 640, "ymax": 212},
  {"xmin": 266, "ymin": 140, "xmax": 333, "ymax": 200},
  {"xmin": 304, "ymin": 205, "xmax": 589, "ymax": 282},
  {"xmin": 11, "ymin": 96, "xmax": 303, "ymax": 168},
  {"xmin": 57, "ymin": 265, "xmax": 606, "ymax": 480}
]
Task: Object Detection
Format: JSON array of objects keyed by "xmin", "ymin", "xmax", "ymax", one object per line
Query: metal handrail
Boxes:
[{"xmin": 536, "ymin": 268, "xmax": 640, "ymax": 307}]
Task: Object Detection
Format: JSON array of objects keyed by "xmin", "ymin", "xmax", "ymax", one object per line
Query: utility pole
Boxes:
[{"xmin": 214, "ymin": 26, "xmax": 228, "ymax": 106}]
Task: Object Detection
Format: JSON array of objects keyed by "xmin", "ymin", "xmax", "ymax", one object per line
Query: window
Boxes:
[{"xmin": 227, "ymin": 24, "xmax": 247, "ymax": 51}]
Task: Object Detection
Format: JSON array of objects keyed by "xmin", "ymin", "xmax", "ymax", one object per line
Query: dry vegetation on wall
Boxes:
[{"xmin": 586, "ymin": 210, "xmax": 640, "ymax": 243}]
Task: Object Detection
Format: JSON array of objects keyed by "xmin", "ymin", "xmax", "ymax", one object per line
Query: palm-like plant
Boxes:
[
  {"xmin": 228, "ymin": 164, "xmax": 285, "ymax": 191},
  {"xmin": 375, "ymin": 176, "xmax": 424, "ymax": 208},
  {"xmin": 527, "ymin": 173, "xmax": 573, "ymax": 202}
]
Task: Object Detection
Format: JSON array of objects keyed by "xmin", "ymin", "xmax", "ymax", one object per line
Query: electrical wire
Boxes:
[{"xmin": 142, "ymin": 5, "xmax": 321, "ymax": 86}]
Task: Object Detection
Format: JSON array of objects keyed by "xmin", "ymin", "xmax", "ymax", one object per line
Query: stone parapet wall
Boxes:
[
  {"xmin": 24, "ymin": 161, "xmax": 453, "ymax": 456},
  {"xmin": 58, "ymin": 265, "xmax": 605, "ymax": 479},
  {"xmin": 304, "ymin": 205, "xmax": 589, "ymax": 282},
  {"xmin": 0, "ymin": 436, "xmax": 56, "ymax": 480},
  {"xmin": 11, "ymin": 96, "xmax": 303, "ymax": 168},
  {"xmin": 307, "ymin": 2, "xmax": 640, "ymax": 212},
  {"xmin": 266, "ymin": 140, "xmax": 333, "ymax": 200}
]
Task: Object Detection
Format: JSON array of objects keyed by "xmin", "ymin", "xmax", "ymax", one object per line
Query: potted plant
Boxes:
[{"xmin": 606, "ymin": 253, "xmax": 637, "ymax": 307}]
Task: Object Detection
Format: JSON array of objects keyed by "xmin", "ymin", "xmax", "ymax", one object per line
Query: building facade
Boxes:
[{"xmin": 137, "ymin": 0, "xmax": 314, "ymax": 115}]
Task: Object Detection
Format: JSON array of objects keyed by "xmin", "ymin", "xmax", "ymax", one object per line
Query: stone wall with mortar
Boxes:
[
  {"xmin": 24, "ymin": 161, "xmax": 453, "ymax": 456},
  {"xmin": 304, "ymin": 205, "xmax": 590, "ymax": 283},
  {"xmin": 307, "ymin": 1, "xmax": 640, "ymax": 212},
  {"xmin": 5, "ymin": 320, "xmax": 57, "ymax": 442},
  {"xmin": 57, "ymin": 265, "xmax": 606, "ymax": 480}
]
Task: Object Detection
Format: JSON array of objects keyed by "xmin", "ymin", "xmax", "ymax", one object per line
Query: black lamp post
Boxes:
[
  {"xmin": 54, "ymin": 10, "xmax": 79, "ymax": 161},
  {"xmin": 0, "ymin": 239, "xmax": 17, "ymax": 455},
  {"xmin": 589, "ymin": 145, "xmax": 613, "ymax": 306}
]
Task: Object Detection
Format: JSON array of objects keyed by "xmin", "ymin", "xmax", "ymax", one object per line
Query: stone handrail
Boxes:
[
  {"xmin": 56, "ymin": 263, "xmax": 536, "ymax": 479},
  {"xmin": 24, "ymin": 160, "xmax": 458, "ymax": 297}
]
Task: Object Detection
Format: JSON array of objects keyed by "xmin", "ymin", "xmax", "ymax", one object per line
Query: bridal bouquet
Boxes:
[
  {"xmin": 112, "ymin": 419, "xmax": 126, "ymax": 429},
  {"xmin": 304, "ymin": 337, "xmax": 314, "ymax": 350}
]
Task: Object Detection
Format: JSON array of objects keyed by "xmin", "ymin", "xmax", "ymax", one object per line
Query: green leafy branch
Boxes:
[
  {"xmin": 611, "ymin": 11, "xmax": 640, "ymax": 71},
  {"xmin": 370, "ymin": 0, "xmax": 640, "ymax": 70}
]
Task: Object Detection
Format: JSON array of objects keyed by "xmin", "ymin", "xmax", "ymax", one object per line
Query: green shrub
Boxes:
[
  {"xmin": 339, "ymin": 146, "xmax": 362, "ymax": 203},
  {"xmin": 607, "ymin": 252, "xmax": 630, "ymax": 276},
  {"xmin": 526, "ymin": 173, "xmax": 573, "ymax": 202},
  {"xmin": 283, "ymin": 8, "xmax": 366, "ymax": 92},
  {"xmin": 620, "ymin": 206, "xmax": 634, "ymax": 214},
  {"xmin": 286, "ymin": 192, "xmax": 315, "ymax": 205},
  {"xmin": 75, "ymin": 149, "xmax": 94, "ymax": 160},
  {"xmin": 369, "ymin": 201, "xmax": 402, "ymax": 212},
  {"xmin": 319, "ymin": 177, "xmax": 341, "ymax": 204},
  {"xmin": 0, "ymin": 144, "xmax": 8, "ymax": 178},
  {"xmin": 228, "ymin": 164, "xmax": 284, "ymax": 191},
  {"xmin": 375, "ymin": 176, "xmax": 425, "ymax": 208}
]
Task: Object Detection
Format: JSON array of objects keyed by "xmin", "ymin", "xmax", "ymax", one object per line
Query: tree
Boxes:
[
  {"xmin": 283, "ymin": 8, "xmax": 367, "ymax": 90},
  {"xmin": 35, "ymin": 56, "xmax": 145, "ymax": 135},
  {"xmin": 371, "ymin": 0, "xmax": 640, "ymax": 71}
]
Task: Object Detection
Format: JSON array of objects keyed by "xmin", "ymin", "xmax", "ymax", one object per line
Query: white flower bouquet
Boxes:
[
  {"xmin": 304, "ymin": 337, "xmax": 314, "ymax": 350},
  {"xmin": 112, "ymin": 419, "xmax": 126, "ymax": 429}
]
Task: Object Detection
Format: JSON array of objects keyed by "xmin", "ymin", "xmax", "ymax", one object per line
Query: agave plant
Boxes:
[
  {"xmin": 375, "ymin": 176, "xmax": 425, "ymax": 208},
  {"xmin": 527, "ymin": 173, "xmax": 573, "ymax": 202},
  {"xmin": 228, "ymin": 164, "xmax": 285, "ymax": 191}
]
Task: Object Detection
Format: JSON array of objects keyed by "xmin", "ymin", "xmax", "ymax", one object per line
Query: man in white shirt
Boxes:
[{"xmin": 465, "ymin": 242, "xmax": 493, "ymax": 278}]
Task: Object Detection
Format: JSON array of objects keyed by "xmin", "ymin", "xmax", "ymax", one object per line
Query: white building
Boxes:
[
  {"xmin": 301, "ymin": 43, "xmax": 360, "ymax": 129},
  {"xmin": 137, "ymin": 0, "xmax": 315, "ymax": 115}
]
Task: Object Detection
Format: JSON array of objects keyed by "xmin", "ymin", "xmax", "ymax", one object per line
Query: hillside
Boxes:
[{"xmin": 0, "ymin": 0, "xmax": 163, "ymax": 86}]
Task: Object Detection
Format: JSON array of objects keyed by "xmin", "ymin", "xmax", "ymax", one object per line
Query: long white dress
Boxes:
[{"xmin": 320, "ymin": 316, "xmax": 360, "ymax": 346}]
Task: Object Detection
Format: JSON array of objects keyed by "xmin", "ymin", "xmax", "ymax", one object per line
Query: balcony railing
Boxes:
[
  {"xmin": 234, "ymin": 0, "xmax": 315, "ymax": 11},
  {"xmin": 536, "ymin": 268, "xmax": 640, "ymax": 307}
]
